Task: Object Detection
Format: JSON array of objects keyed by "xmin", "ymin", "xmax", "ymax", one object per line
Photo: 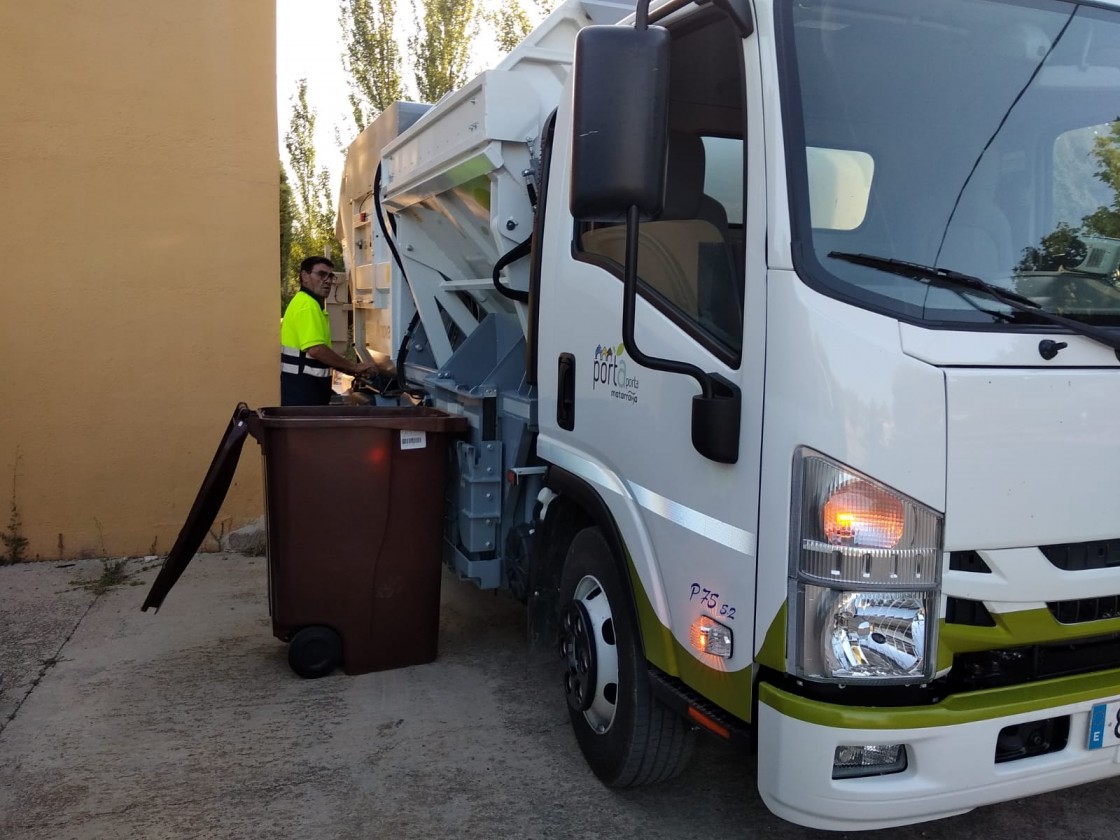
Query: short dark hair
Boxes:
[{"xmin": 300, "ymin": 256, "xmax": 334, "ymax": 274}]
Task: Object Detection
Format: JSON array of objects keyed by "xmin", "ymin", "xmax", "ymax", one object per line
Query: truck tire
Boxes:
[{"xmin": 559, "ymin": 526, "xmax": 695, "ymax": 787}]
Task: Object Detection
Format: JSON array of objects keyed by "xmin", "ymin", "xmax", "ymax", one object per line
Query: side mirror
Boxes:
[
  {"xmin": 569, "ymin": 25, "xmax": 670, "ymax": 222},
  {"xmin": 693, "ymin": 376, "xmax": 740, "ymax": 464}
]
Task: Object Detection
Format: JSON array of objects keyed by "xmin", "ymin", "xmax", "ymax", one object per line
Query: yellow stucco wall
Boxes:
[{"xmin": 0, "ymin": 2, "xmax": 277, "ymax": 559}]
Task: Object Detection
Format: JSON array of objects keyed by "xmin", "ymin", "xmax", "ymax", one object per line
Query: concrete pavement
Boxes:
[{"xmin": 2, "ymin": 555, "xmax": 1119, "ymax": 839}]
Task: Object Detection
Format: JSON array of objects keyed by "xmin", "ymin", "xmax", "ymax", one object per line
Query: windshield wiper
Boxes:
[{"xmin": 828, "ymin": 251, "xmax": 1120, "ymax": 355}]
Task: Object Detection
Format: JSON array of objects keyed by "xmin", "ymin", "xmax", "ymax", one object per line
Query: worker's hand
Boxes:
[{"xmin": 353, "ymin": 361, "xmax": 380, "ymax": 378}]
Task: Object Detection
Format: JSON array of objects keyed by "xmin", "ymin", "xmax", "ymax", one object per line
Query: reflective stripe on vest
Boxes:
[{"xmin": 281, "ymin": 345, "xmax": 331, "ymax": 378}]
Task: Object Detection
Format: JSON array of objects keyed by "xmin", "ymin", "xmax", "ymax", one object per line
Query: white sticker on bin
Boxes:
[{"xmin": 400, "ymin": 430, "xmax": 427, "ymax": 450}]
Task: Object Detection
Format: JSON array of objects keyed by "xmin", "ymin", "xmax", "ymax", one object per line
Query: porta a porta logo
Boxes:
[{"xmin": 592, "ymin": 342, "xmax": 640, "ymax": 404}]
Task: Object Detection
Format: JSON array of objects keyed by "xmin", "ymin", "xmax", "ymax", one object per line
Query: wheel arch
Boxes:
[{"xmin": 530, "ymin": 465, "xmax": 676, "ymax": 675}]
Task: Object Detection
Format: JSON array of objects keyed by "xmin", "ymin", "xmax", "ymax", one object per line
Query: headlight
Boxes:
[{"xmin": 790, "ymin": 450, "xmax": 943, "ymax": 684}]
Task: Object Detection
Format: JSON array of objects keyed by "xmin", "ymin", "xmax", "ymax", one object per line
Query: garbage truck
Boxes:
[{"xmin": 332, "ymin": 0, "xmax": 1120, "ymax": 829}]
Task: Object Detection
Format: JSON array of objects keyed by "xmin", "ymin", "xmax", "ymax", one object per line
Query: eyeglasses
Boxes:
[{"xmin": 308, "ymin": 270, "xmax": 335, "ymax": 281}]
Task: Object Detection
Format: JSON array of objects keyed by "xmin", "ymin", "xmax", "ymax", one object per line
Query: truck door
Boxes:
[{"xmin": 536, "ymin": 8, "xmax": 765, "ymax": 721}]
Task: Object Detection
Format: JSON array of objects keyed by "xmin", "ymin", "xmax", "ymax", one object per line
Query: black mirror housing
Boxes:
[
  {"xmin": 570, "ymin": 25, "xmax": 670, "ymax": 222},
  {"xmin": 692, "ymin": 375, "xmax": 741, "ymax": 464}
]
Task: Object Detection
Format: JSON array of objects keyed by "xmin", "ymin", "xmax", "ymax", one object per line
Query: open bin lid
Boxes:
[
  {"xmin": 142, "ymin": 403, "xmax": 469, "ymax": 612},
  {"xmin": 141, "ymin": 404, "xmax": 253, "ymax": 612}
]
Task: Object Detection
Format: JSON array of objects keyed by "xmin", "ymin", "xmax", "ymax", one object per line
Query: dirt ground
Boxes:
[{"xmin": 2, "ymin": 555, "xmax": 1119, "ymax": 839}]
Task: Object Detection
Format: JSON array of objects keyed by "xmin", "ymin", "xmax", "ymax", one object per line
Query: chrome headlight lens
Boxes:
[{"xmin": 790, "ymin": 450, "xmax": 943, "ymax": 684}]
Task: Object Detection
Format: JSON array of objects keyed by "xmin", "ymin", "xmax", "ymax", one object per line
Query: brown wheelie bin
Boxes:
[
  {"xmin": 142, "ymin": 403, "xmax": 467, "ymax": 679},
  {"xmin": 251, "ymin": 405, "xmax": 467, "ymax": 677}
]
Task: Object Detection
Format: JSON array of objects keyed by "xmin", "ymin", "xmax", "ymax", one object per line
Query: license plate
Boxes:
[{"xmin": 1088, "ymin": 700, "xmax": 1120, "ymax": 749}]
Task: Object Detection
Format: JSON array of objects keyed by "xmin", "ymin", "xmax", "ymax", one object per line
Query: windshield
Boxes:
[{"xmin": 781, "ymin": 0, "xmax": 1120, "ymax": 326}]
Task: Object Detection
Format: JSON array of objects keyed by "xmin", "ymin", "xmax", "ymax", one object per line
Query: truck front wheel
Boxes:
[{"xmin": 559, "ymin": 526, "xmax": 694, "ymax": 786}]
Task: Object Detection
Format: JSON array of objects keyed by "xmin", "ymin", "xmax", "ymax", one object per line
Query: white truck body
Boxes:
[{"xmin": 337, "ymin": 0, "xmax": 1120, "ymax": 829}]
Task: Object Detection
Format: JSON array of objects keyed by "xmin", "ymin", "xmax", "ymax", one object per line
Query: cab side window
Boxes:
[{"xmin": 576, "ymin": 12, "xmax": 746, "ymax": 360}]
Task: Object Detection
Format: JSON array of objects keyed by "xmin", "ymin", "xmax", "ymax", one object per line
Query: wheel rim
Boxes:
[{"xmin": 560, "ymin": 574, "xmax": 619, "ymax": 733}]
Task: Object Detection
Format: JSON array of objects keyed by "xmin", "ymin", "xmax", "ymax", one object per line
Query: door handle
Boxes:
[{"xmin": 557, "ymin": 353, "xmax": 575, "ymax": 431}]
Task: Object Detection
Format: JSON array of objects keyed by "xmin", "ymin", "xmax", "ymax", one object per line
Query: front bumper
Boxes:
[{"xmin": 757, "ymin": 671, "xmax": 1120, "ymax": 831}]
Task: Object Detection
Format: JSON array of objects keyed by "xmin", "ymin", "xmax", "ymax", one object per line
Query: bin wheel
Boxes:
[
  {"xmin": 559, "ymin": 527, "xmax": 694, "ymax": 787},
  {"xmin": 288, "ymin": 626, "xmax": 343, "ymax": 679}
]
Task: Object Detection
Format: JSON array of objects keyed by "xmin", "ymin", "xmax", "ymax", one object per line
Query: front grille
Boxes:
[
  {"xmin": 1042, "ymin": 539, "xmax": 1120, "ymax": 571},
  {"xmin": 949, "ymin": 551, "xmax": 991, "ymax": 574},
  {"xmin": 1049, "ymin": 596, "xmax": 1120, "ymax": 624},
  {"xmin": 947, "ymin": 633, "xmax": 1120, "ymax": 692},
  {"xmin": 946, "ymin": 597, "xmax": 996, "ymax": 627}
]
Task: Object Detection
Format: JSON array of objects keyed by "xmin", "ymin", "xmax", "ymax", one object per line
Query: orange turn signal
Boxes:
[{"xmin": 822, "ymin": 480, "xmax": 905, "ymax": 549}]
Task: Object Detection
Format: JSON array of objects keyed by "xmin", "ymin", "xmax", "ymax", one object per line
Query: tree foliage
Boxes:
[
  {"xmin": 409, "ymin": 0, "xmax": 480, "ymax": 103},
  {"xmin": 1014, "ymin": 120, "xmax": 1120, "ymax": 308},
  {"xmin": 283, "ymin": 79, "xmax": 342, "ymax": 308},
  {"xmin": 489, "ymin": 0, "xmax": 533, "ymax": 55},
  {"xmin": 1020, "ymin": 120, "xmax": 1120, "ymax": 265},
  {"xmin": 340, "ymin": 0, "xmax": 404, "ymax": 132},
  {"xmin": 483, "ymin": 1, "xmax": 556, "ymax": 65},
  {"xmin": 279, "ymin": 162, "xmax": 295, "ymax": 308},
  {"xmin": 1083, "ymin": 120, "xmax": 1120, "ymax": 239}
]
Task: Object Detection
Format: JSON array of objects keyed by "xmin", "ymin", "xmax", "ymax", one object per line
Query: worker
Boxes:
[{"xmin": 280, "ymin": 256, "xmax": 379, "ymax": 406}]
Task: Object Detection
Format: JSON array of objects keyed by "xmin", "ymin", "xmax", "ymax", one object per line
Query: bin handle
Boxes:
[{"xmin": 237, "ymin": 402, "xmax": 263, "ymax": 442}]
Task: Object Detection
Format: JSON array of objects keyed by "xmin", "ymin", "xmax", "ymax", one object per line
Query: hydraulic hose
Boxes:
[{"xmin": 373, "ymin": 161, "xmax": 422, "ymax": 391}]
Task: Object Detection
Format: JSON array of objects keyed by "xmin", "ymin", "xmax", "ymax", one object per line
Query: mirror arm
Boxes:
[{"xmin": 621, "ymin": 205, "xmax": 714, "ymax": 399}]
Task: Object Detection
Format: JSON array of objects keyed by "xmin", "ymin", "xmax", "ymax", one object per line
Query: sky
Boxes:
[
  {"xmin": 276, "ymin": 0, "xmax": 357, "ymax": 192},
  {"xmin": 276, "ymin": 0, "xmax": 517, "ymax": 198}
]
